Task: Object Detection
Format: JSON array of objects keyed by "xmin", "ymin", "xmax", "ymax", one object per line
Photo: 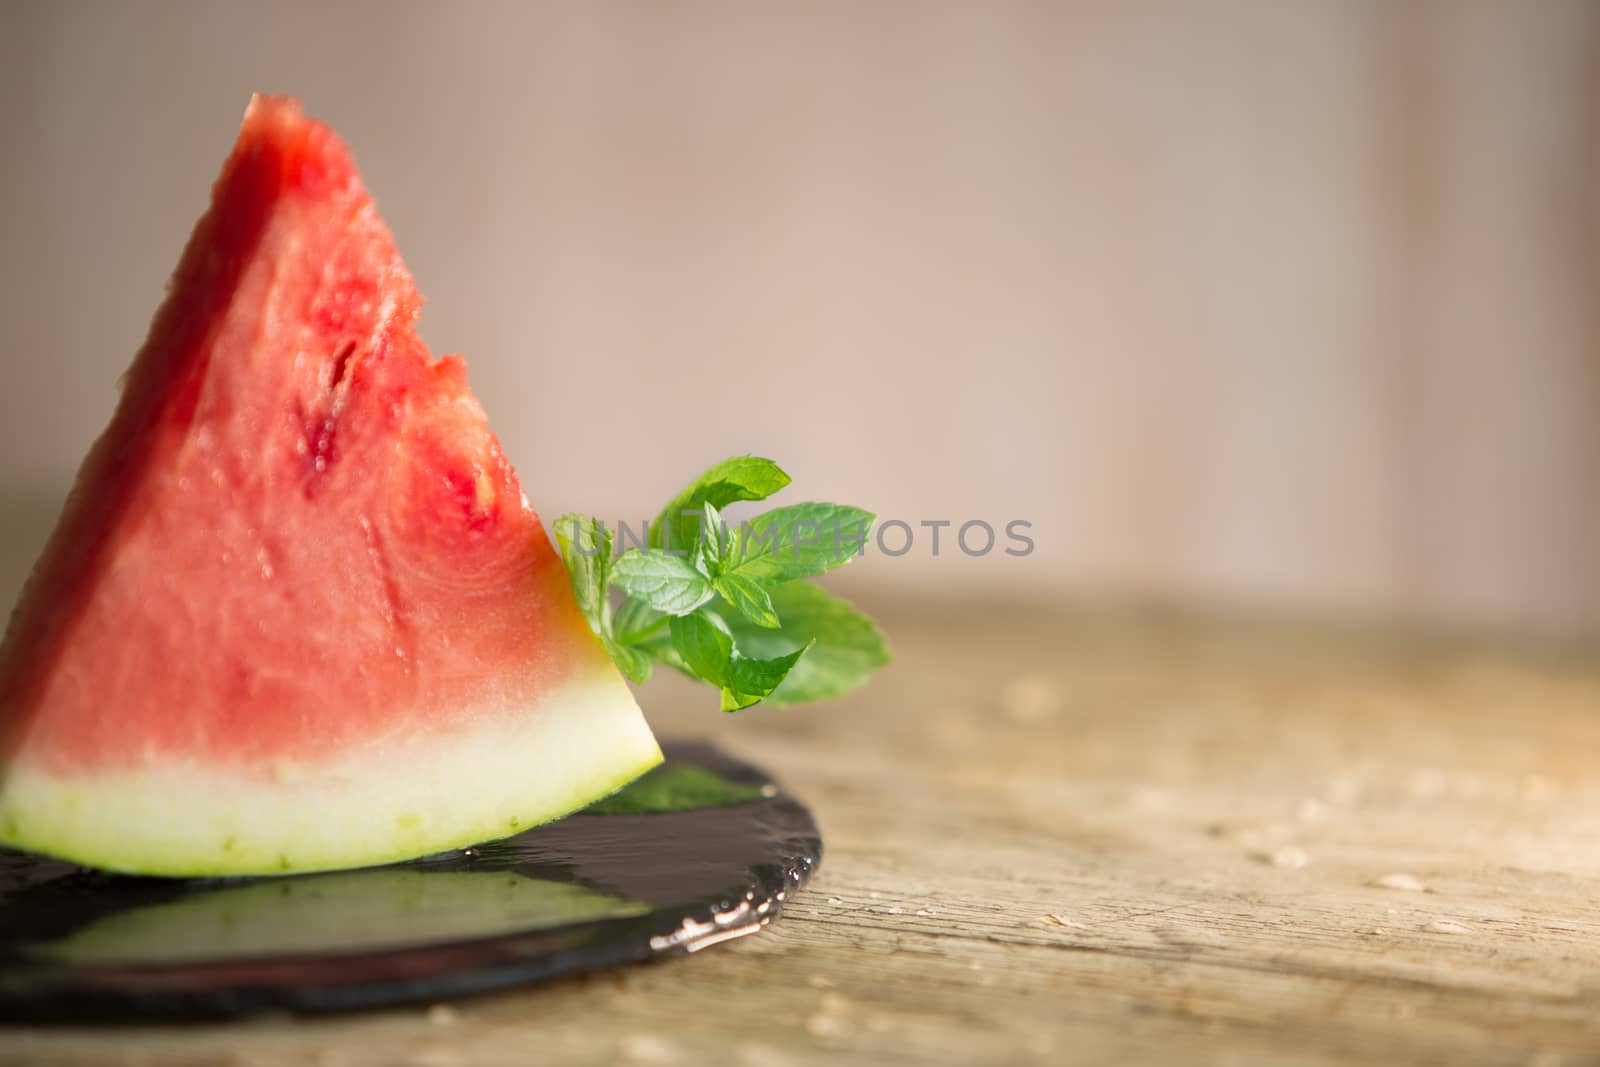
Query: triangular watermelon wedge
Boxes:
[{"xmin": 0, "ymin": 97, "xmax": 662, "ymax": 876}]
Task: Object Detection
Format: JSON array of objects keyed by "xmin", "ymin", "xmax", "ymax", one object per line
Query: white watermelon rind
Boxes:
[{"xmin": 0, "ymin": 671, "xmax": 662, "ymax": 877}]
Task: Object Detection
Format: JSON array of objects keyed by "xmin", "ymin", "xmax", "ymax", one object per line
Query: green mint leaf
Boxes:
[
  {"xmin": 728, "ymin": 503, "xmax": 873, "ymax": 583},
  {"xmin": 668, "ymin": 613, "xmax": 809, "ymax": 711},
  {"xmin": 554, "ymin": 515, "xmax": 651, "ymax": 683},
  {"xmin": 722, "ymin": 643, "xmax": 812, "ymax": 712},
  {"xmin": 635, "ymin": 631, "xmax": 689, "ymax": 674},
  {"xmin": 668, "ymin": 612, "xmax": 733, "ymax": 687},
  {"xmin": 694, "ymin": 500, "xmax": 731, "ymax": 577},
  {"xmin": 583, "ymin": 763, "xmax": 766, "ymax": 814},
  {"xmin": 613, "ymin": 597, "xmax": 667, "ymax": 645},
  {"xmin": 604, "ymin": 636, "xmax": 653, "ymax": 684},
  {"xmin": 553, "ymin": 513, "xmax": 612, "ymax": 628},
  {"xmin": 710, "ymin": 583, "xmax": 888, "ymax": 704},
  {"xmin": 611, "ymin": 550, "xmax": 715, "ymax": 616},
  {"xmin": 651, "ymin": 456, "xmax": 791, "ymax": 556},
  {"xmin": 714, "ymin": 571, "xmax": 780, "ymax": 629},
  {"xmin": 555, "ymin": 456, "xmax": 887, "ymax": 711}
]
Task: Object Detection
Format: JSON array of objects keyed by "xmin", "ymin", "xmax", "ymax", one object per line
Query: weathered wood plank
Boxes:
[{"xmin": 3, "ymin": 598, "xmax": 1598, "ymax": 1065}]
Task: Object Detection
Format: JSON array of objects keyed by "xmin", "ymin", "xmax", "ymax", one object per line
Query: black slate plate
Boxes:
[{"xmin": 0, "ymin": 740, "xmax": 820, "ymax": 1021}]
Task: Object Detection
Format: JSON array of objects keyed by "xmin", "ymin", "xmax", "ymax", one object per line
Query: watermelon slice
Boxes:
[{"xmin": 0, "ymin": 96, "xmax": 662, "ymax": 876}]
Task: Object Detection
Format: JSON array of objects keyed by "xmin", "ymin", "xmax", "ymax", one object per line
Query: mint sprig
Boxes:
[{"xmin": 554, "ymin": 457, "xmax": 889, "ymax": 711}]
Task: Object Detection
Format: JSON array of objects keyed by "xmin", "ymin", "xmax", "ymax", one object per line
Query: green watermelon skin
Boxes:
[{"xmin": 0, "ymin": 96, "xmax": 661, "ymax": 876}]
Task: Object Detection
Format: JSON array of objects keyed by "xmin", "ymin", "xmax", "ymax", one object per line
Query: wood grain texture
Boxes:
[{"xmin": 2, "ymin": 595, "xmax": 1598, "ymax": 1065}]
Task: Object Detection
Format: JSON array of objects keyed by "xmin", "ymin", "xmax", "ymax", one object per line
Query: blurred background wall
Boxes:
[{"xmin": 1, "ymin": 1, "xmax": 1596, "ymax": 637}]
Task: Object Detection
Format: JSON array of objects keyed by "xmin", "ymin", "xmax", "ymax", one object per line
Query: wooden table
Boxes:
[{"xmin": 4, "ymin": 595, "xmax": 1599, "ymax": 1066}]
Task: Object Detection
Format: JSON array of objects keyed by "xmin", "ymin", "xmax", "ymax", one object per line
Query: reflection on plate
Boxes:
[
  {"xmin": 0, "ymin": 740, "xmax": 820, "ymax": 1020},
  {"xmin": 32, "ymin": 871, "xmax": 651, "ymax": 966}
]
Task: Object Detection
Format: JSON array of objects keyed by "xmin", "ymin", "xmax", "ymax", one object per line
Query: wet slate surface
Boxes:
[{"xmin": 0, "ymin": 740, "xmax": 820, "ymax": 1021}]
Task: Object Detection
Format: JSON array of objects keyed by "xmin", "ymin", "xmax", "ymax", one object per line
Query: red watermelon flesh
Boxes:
[{"xmin": 0, "ymin": 96, "xmax": 661, "ymax": 876}]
